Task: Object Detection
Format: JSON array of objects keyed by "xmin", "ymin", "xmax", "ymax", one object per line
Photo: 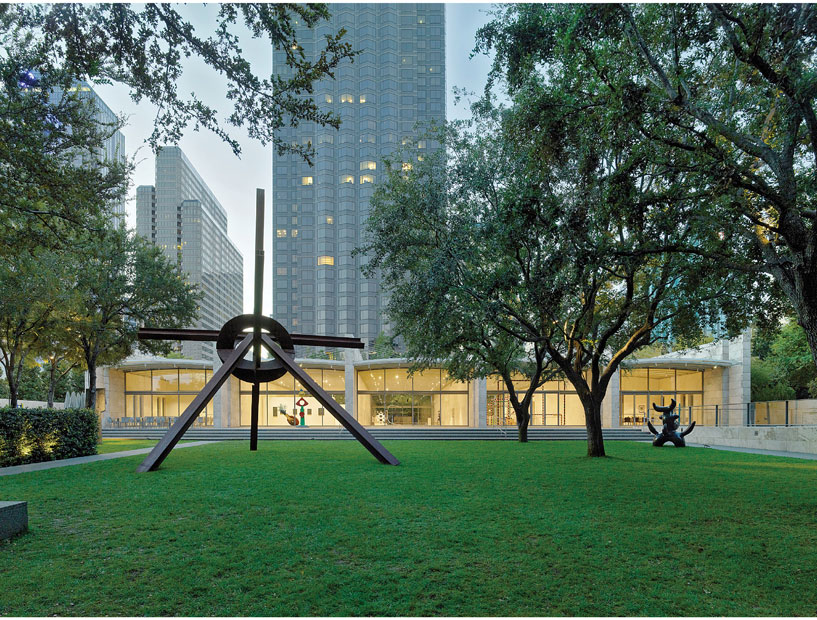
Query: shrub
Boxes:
[{"xmin": 0, "ymin": 407, "xmax": 98, "ymax": 467}]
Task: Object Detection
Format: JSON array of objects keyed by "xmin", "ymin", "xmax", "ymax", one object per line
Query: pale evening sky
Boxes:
[{"xmin": 92, "ymin": 2, "xmax": 498, "ymax": 315}]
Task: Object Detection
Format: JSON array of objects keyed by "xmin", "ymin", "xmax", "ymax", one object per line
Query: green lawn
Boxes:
[
  {"xmin": 96, "ymin": 439, "xmax": 190, "ymax": 454},
  {"xmin": 1, "ymin": 440, "xmax": 816, "ymax": 616}
]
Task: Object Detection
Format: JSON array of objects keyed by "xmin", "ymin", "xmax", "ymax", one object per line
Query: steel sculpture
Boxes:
[
  {"xmin": 135, "ymin": 189, "xmax": 399, "ymax": 472},
  {"xmin": 646, "ymin": 398, "xmax": 696, "ymax": 447}
]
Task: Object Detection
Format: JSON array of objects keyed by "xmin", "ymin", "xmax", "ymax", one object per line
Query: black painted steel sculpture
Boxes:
[
  {"xmin": 646, "ymin": 398, "xmax": 696, "ymax": 447},
  {"xmin": 135, "ymin": 189, "xmax": 400, "ymax": 472}
]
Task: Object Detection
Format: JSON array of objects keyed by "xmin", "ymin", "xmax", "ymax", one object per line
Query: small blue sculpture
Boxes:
[{"xmin": 646, "ymin": 398, "xmax": 695, "ymax": 447}]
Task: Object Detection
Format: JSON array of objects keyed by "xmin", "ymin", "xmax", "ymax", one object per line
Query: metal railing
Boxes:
[
  {"xmin": 104, "ymin": 416, "xmax": 213, "ymax": 429},
  {"xmin": 636, "ymin": 399, "xmax": 817, "ymax": 428},
  {"xmin": 747, "ymin": 399, "xmax": 817, "ymax": 426}
]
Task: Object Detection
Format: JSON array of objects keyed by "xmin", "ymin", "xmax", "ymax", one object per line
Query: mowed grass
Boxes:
[
  {"xmin": 96, "ymin": 439, "xmax": 191, "ymax": 454},
  {"xmin": 2, "ymin": 440, "xmax": 817, "ymax": 617}
]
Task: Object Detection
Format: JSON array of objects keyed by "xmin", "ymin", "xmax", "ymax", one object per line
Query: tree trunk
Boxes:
[
  {"xmin": 771, "ymin": 259, "xmax": 817, "ymax": 373},
  {"xmin": 583, "ymin": 397, "xmax": 606, "ymax": 457},
  {"xmin": 47, "ymin": 359, "xmax": 56, "ymax": 408},
  {"xmin": 85, "ymin": 361, "xmax": 96, "ymax": 410},
  {"xmin": 9, "ymin": 356, "xmax": 24, "ymax": 409},
  {"xmin": 796, "ymin": 300, "xmax": 817, "ymax": 379},
  {"xmin": 8, "ymin": 382, "xmax": 18, "ymax": 409},
  {"xmin": 511, "ymin": 402, "xmax": 531, "ymax": 442}
]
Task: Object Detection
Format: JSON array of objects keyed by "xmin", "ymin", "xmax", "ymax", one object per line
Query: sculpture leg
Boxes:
[
  {"xmin": 250, "ymin": 381, "xmax": 260, "ymax": 451},
  {"xmin": 653, "ymin": 435, "xmax": 669, "ymax": 447},
  {"xmin": 136, "ymin": 334, "xmax": 253, "ymax": 472},
  {"xmin": 261, "ymin": 334, "xmax": 400, "ymax": 465}
]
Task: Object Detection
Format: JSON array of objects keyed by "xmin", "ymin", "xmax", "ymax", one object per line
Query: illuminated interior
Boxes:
[
  {"xmin": 117, "ymin": 368, "xmax": 213, "ymax": 428},
  {"xmin": 619, "ymin": 368, "xmax": 704, "ymax": 425},
  {"xmin": 357, "ymin": 368, "xmax": 469, "ymax": 426},
  {"xmin": 486, "ymin": 374, "xmax": 585, "ymax": 426},
  {"xmin": 238, "ymin": 367, "xmax": 345, "ymax": 427}
]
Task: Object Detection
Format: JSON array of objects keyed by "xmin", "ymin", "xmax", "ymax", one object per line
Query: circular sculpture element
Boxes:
[{"xmin": 216, "ymin": 314, "xmax": 295, "ymax": 383}]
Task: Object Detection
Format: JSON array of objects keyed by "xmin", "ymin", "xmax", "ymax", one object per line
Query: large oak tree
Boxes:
[
  {"xmin": 476, "ymin": 2, "xmax": 817, "ymax": 374},
  {"xmin": 363, "ymin": 85, "xmax": 761, "ymax": 456},
  {"xmin": 64, "ymin": 227, "xmax": 201, "ymax": 410}
]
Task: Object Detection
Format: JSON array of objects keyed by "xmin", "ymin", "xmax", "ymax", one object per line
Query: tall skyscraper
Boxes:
[
  {"xmin": 271, "ymin": 3, "xmax": 446, "ymax": 346},
  {"xmin": 49, "ymin": 80, "xmax": 127, "ymax": 226},
  {"xmin": 79, "ymin": 82, "xmax": 127, "ymax": 226},
  {"xmin": 136, "ymin": 146, "xmax": 243, "ymax": 361}
]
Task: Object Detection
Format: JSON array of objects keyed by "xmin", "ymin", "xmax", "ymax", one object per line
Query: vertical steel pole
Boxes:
[
  {"xmin": 250, "ymin": 382, "xmax": 260, "ymax": 450},
  {"xmin": 785, "ymin": 400, "xmax": 789, "ymax": 427},
  {"xmin": 250, "ymin": 189, "xmax": 265, "ymax": 451}
]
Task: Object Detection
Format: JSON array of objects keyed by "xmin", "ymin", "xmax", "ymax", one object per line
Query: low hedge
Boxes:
[{"xmin": 0, "ymin": 407, "xmax": 98, "ymax": 467}]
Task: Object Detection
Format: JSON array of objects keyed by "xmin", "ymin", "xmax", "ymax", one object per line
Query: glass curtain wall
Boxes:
[
  {"xmin": 238, "ymin": 368, "xmax": 345, "ymax": 427},
  {"xmin": 486, "ymin": 375, "xmax": 585, "ymax": 426},
  {"xmin": 357, "ymin": 368, "xmax": 469, "ymax": 426},
  {"xmin": 119, "ymin": 368, "xmax": 212, "ymax": 428},
  {"xmin": 619, "ymin": 368, "xmax": 703, "ymax": 426}
]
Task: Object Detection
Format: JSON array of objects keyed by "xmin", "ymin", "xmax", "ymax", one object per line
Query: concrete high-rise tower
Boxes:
[
  {"xmin": 50, "ymin": 80, "xmax": 127, "ymax": 227},
  {"xmin": 79, "ymin": 82, "xmax": 127, "ymax": 226},
  {"xmin": 271, "ymin": 3, "xmax": 445, "ymax": 347},
  {"xmin": 136, "ymin": 147, "xmax": 243, "ymax": 361}
]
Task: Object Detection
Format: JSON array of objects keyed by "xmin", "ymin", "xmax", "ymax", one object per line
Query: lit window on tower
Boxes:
[{"xmin": 317, "ymin": 256, "xmax": 335, "ymax": 266}]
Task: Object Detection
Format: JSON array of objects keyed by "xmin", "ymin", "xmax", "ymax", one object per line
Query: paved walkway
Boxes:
[
  {"xmin": 0, "ymin": 441, "xmax": 220, "ymax": 476},
  {"xmin": 689, "ymin": 443, "xmax": 817, "ymax": 460}
]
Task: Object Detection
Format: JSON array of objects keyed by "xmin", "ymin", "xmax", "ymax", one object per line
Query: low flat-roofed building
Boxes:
[{"xmin": 95, "ymin": 332, "xmax": 751, "ymax": 431}]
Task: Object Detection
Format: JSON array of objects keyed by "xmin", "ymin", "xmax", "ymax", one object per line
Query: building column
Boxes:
[
  {"xmin": 212, "ymin": 359, "xmax": 224, "ymax": 428},
  {"xmin": 726, "ymin": 328, "xmax": 752, "ymax": 425},
  {"xmin": 721, "ymin": 339, "xmax": 732, "ymax": 424},
  {"xmin": 605, "ymin": 370, "xmax": 620, "ymax": 428},
  {"xmin": 345, "ymin": 360, "xmax": 356, "ymax": 420},
  {"xmin": 215, "ymin": 360, "xmax": 241, "ymax": 429},
  {"xmin": 473, "ymin": 377, "xmax": 487, "ymax": 428},
  {"xmin": 107, "ymin": 369, "xmax": 125, "ymax": 429}
]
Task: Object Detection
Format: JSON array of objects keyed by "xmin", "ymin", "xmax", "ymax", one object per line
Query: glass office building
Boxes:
[
  {"xmin": 271, "ymin": 3, "xmax": 446, "ymax": 346},
  {"xmin": 50, "ymin": 81, "xmax": 127, "ymax": 227},
  {"xmin": 136, "ymin": 147, "xmax": 244, "ymax": 361}
]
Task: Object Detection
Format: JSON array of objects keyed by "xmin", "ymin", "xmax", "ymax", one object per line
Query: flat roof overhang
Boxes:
[
  {"xmin": 353, "ymin": 358, "xmax": 415, "ymax": 372},
  {"xmin": 109, "ymin": 357, "xmax": 346, "ymax": 372},
  {"xmin": 110, "ymin": 358, "xmax": 212, "ymax": 371},
  {"xmin": 623, "ymin": 357, "xmax": 738, "ymax": 371}
]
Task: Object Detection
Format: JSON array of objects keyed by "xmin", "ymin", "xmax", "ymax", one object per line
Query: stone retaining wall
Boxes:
[{"xmin": 692, "ymin": 426, "xmax": 817, "ymax": 455}]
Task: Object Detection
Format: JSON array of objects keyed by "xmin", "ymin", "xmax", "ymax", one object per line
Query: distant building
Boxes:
[
  {"xmin": 271, "ymin": 3, "xmax": 446, "ymax": 346},
  {"xmin": 136, "ymin": 146, "xmax": 243, "ymax": 361},
  {"xmin": 50, "ymin": 80, "xmax": 127, "ymax": 226}
]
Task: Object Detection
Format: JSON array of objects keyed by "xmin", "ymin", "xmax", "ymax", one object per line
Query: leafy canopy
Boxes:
[
  {"xmin": 7, "ymin": 3, "xmax": 358, "ymax": 162},
  {"xmin": 476, "ymin": 3, "xmax": 817, "ymax": 367}
]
